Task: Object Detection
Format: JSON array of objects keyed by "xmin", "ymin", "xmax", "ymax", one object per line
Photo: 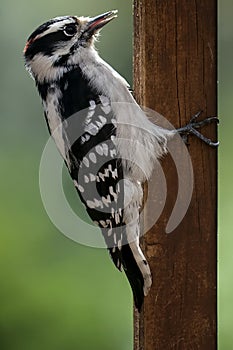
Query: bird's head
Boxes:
[{"xmin": 24, "ymin": 10, "xmax": 118, "ymax": 82}]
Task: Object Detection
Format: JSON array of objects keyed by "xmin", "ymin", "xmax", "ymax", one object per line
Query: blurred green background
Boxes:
[
  {"xmin": 0, "ymin": 0, "xmax": 230, "ymax": 349},
  {"xmin": 219, "ymin": 1, "xmax": 233, "ymax": 349}
]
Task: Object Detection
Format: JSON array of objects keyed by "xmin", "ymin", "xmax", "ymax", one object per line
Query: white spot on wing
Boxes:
[
  {"xmin": 90, "ymin": 174, "xmax": 96, "ymax": 182},
  {"xmin": 81, "ymin": 134, "xmax": 91, "ymax": 145},
  {"xmin": 95, "ymin": 199, "xmax": 104, "ymax": 209},
  {"xmin": 82, "ymin": 157, "xmax": 90, "ymax": 168},
  {"xmin": 101, "ymin": 105, "xmax": 112, "ymax": 114},
  {"xmin": 78, "ymin": 185, "xmax": 84, "ymax": 193},
  {"xmin": 95, "ymin": 145, "xmax": 104, "ymax": 156},
  {"xmin": 86, "ymin": 199, "xmax": 104, "ymax": 209},
  {"xmin": 112, "ymin": 168, "xmax": 118, "ymax": 179},
  {"xmin": 115, "ymin": 213, "xmax": 120, "ymax": 224},
  {"xmin": 99, "ymin": 220, "xmax": 108, "ymax": 228},
  {"xmin": 86, "ymin": 200, "xmax": 95, "ymax": 209},
  {"xmin": 102, "ymin": 144, "xmax": 108, "ymax": 156},
  {"xmin": 109, "ymin": 186, "xmax": 118, "ymax": 202},
  {"xmin": 85, "ymin": 122, "xmax": 99, "ymax": 136},
  {"xmin": 99, "ymin": 95, "xmax": 110, "ymax": 106},
  {"xmin": 89, "ymin": 100, "xmax": 96, "ymax": 110},
  {"xmin": 89, "ymin": 152, "xmax": 97, "ymax": 163},
  {"xmin": 96, "ymin": 121, "xmax": 103, "ymax": 128},
  {"xmin": 99, "ymin": 116, "xmax": 107, "ymax": 124},
  {"xmin": 110, "ymin": 149, "xmax": 117, "ymax": 158},
  {"xmin": 73, "ymin": 180, "xmax": 84, "ymax": 193},
  {"xmin": 84, "ymin": 175, "xmax": 89, "ymax": 183},
  {"xmin": 102, "ymin": 195, "xmax": 111, "ymax": 207}
]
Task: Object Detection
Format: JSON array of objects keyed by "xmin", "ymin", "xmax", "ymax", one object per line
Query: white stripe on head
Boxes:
[{"xmin": 34, "ymin": 17, "xmax": 77, "ymax": 41}]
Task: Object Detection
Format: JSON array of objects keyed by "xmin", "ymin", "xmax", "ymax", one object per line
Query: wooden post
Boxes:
[{"xmin": 133, "ymin": 1, "xmax": 217, "ymax": 349}]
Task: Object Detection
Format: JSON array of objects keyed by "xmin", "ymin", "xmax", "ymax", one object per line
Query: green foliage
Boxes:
[{"xmin": 218, "ymin": 1, "xmax": 233, "ymax": 349}]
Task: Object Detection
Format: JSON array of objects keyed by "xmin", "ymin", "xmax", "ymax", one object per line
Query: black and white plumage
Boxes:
[{"xmin": 24, "ymin": 10, "xmax": 218, "ymax": 311}]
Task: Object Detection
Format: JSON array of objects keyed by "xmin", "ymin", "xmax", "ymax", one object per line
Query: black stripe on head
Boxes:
[
  {"xmin": 25, "ymin": 30, "xmax": 73, "ymax": 59},
  {"xmin": 27, "ymin": 16, "xmax": 71, "ymax": 42},
  {"xmin": 24, "ymin": 16, "xmax": 78, "ymax": 59}
]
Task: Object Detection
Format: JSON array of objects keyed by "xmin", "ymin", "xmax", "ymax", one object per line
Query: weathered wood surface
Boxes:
[{"xmin": 133, "ymin": 1, "xmax": 217, "ymax": 349}]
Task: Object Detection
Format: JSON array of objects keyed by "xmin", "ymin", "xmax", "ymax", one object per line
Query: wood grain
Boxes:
[{"xmin": 133, "ymin": 1, "xmax": 217, "ymax": 349}]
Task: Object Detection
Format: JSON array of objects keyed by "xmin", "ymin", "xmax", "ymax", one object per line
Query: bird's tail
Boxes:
[
  {"xmin": 121, "ymin": 241, "xmax": 152, "ymax": 311},
  {"xmin": 122, "ymin": 181, "xmax": 152, "ymax": 311},
  {"xmin": 107, "ymin": 180, "xmax": 152, "ymax": 311},
  {"xmin": 108, "ymin": 238, "xmax": 152, "ymax": 311}
]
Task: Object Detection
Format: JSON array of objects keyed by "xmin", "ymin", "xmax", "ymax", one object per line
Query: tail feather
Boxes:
[
  {"xmin": 108, "ymin": 240, "xmax": 152, "ymax": 311},
  {"xmin": 128, "ymin": 240, "xmax": 152, "ymax": 297},
  {"xmin": 121, "ymin": 243, "xmax": 151, "ymax": 312}
]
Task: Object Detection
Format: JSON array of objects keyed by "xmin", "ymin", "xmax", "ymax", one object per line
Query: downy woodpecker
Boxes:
[{"xmin": 24, "ymin": 10, "xmax": 218, "ymax": 311}]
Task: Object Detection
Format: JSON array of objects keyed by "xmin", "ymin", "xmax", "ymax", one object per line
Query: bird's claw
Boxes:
[{"xmin": 177, "ymin": 111, "xmax": 219, "ymax": 147}]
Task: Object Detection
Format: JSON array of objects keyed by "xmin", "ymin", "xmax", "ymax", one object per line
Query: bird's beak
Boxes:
[{"xmin": 86, "ymin": 10, "xmax": 118, "ymax": 34}]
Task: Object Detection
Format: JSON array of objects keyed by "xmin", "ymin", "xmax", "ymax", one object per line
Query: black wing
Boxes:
[{"xmin": 63, "ymin": 95, "xmax": 125, "ymax": 271}]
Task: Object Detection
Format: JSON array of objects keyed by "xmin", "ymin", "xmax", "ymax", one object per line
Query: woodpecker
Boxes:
[{"xmin": 24, "ymin": 10, "xmax": 218, "ymax": 311}]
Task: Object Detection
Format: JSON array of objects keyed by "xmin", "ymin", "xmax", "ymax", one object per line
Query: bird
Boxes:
[{"xmin": 24, "ymin": 10, "xmax": 218, "ymax": 311}]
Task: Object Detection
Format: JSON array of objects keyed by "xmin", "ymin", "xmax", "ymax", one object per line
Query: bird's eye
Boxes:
[{"xmin": 63, "ymin": 24, "xmax": 77, "ymax": 36}]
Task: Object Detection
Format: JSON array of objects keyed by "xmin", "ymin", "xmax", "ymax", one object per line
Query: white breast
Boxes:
[{"xmin": 43, "ymin": 86, "xmax": 67, "ymax": 161}]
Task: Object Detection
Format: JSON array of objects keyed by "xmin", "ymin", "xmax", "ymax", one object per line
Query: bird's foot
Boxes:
[{"xmin": 176, "ymin": 111, "xmax": 219, "ymax": 147}]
